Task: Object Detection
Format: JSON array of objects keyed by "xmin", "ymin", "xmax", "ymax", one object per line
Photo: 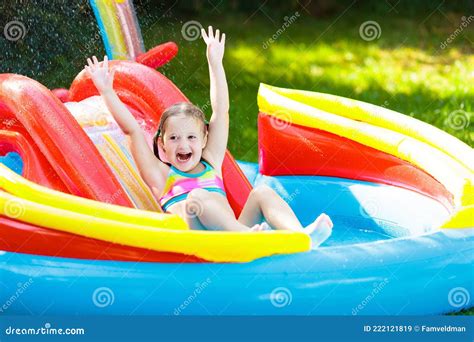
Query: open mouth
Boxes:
[{"xmin": 176, "ymin": 152, "xmax": 192, "ymax": 163}]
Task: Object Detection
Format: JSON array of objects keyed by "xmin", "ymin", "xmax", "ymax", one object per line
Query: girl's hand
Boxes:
[
  {"xmin": 84, "ymin": 55, "xmax": 115, "ymax": 94},
  {"xmin": 201, "ymin": 26, "xmax": 225, "ymax": 67}
]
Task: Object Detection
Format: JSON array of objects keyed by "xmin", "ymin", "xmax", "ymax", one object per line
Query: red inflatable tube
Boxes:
[
  {"xmin": 0, "ymin": 74, "xmax": 133, "ymax": 207},
  {"xmin": 51, "ymin": 88, "xmax": 70, "ymax": 102},
  {"xmin": 258, "ymin": 113, "xmax": 454, "ymax": 209},
  {"xmin": 0, "ymin": 102, "xmax": 69, "ymax": 192},
  {"xmin": 0, "ymin": 216, "xmax": 205, "ymax": 263},
  {"xmin": 0, "ymin": 130, "xmax": 69, "ymax": 193},
  {"xmin": 136, "ymin": 42, "xmax": 178, "ymax": 69},
  {"xmin": 70, "ymin": 61, "xmax": 252, "ymax": 216}
]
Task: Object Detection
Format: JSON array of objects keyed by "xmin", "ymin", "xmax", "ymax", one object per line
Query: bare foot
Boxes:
[
  {"xmin": 250, "ymin": 222, "xmax": 271, "ymax": 232},
  {"xmin": 304, "ymin": 213, "xmax": 333, "ymax": 248}
]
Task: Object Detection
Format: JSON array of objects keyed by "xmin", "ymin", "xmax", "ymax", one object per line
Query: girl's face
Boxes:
[{"xmin": 159, "ymin": 114, "xmax": 207, "ymax": 172}]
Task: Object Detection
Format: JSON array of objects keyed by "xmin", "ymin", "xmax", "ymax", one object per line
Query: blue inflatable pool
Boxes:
[{"xmin": 1, "ymin": 161, "xmax": 472, "ymax": 315}]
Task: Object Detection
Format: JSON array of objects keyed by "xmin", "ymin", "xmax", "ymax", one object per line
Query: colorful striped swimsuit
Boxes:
[{"xmin": 159, "ymin": 160, "xmax": 226, "ymax": 211}]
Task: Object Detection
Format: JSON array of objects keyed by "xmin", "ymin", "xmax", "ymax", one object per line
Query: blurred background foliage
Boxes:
[{"xmin": 1, "ymin": 0, "xmax": 473, "ymax": 162}]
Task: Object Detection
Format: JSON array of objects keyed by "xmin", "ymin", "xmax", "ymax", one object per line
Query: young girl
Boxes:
[{"xmin": 85, "ymin": 26, "xmax": 333, "ymax": 247}]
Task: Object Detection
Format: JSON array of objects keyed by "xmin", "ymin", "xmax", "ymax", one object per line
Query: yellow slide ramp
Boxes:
[{"xmin": 0, "ymin": 164, "xmax": 310, "ymax": 262}]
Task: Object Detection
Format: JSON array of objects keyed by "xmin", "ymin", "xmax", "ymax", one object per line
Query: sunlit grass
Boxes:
[{"xmin": 151, "ymin": 12, "xmax": 473, "ymax": 161}]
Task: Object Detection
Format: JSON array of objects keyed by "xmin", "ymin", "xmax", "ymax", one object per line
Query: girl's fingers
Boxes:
[
  {"xmin": 92, "ymin": 55, "xmax": 99, "ymax": 65},
  {"xmin": 221, "ymin": 33, "xmax": 226, "ymax": 44},
  {"xmin": 215, "ymin": 29, "xmax": 220, "ymax": 41},
  {"xmin": 87, "ymin": 58, "xmax": 93, "ymax": 68},
  {"xmin": 103, "ymin": 55, "xmax": 108, "ymax": 70},
  {"xmin": 201, "ymin": 28, "xmax": 208, "ymax": 42},
  {"xmin": 109, "ymin": 68, "xmax": 116, "ymax": 81},
  {"xmin": 208, "ymin": 25, "xmax": 213, "ymax": 39}
]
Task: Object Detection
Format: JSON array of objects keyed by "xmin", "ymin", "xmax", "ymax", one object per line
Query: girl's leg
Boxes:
[
  {"xmin": 238, "ymin": 185, "xmax": 333, "ymax": 246},
  {"xmin": 185, "ymin": 189, "xmax": 254, "ymax": 231},
  {"xmin": 238, "ymin": 185, "xmax": 304, "ymax": 231}
]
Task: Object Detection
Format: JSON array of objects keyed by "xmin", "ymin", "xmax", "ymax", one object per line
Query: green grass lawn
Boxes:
[{"xmin": 148, "ymin": 10, "xmax": 473, "ymax": 161}]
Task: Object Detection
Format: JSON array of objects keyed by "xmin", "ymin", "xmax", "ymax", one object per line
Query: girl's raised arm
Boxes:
[
  {"xmin": 85, "ymin": 56, "xmax": 168, "ymax": 192},
  {"xmin": 201, "ymin": 26, "xmax": 229, "ymax": 170}
]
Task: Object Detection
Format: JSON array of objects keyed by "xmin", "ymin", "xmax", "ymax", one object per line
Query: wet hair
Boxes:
[{"xmin": 153, "ymin": 102, "xmax": 208, "ymax": 160}]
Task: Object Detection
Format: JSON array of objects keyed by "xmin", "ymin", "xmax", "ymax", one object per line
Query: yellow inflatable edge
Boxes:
[
  {"xmin": 264, "ymin": 84, "xmax": 474, "ymax": 173},
  {"xmin": 441, "ymin": 205, "xmax": 474, "ymax": 229},
  {"xmin": 0, "ymin": 190, "xmax": 311, "ymax": 262},
  {"xmin": 0, "ymin": 163, "xmax": 187, "ymax": 230}
]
